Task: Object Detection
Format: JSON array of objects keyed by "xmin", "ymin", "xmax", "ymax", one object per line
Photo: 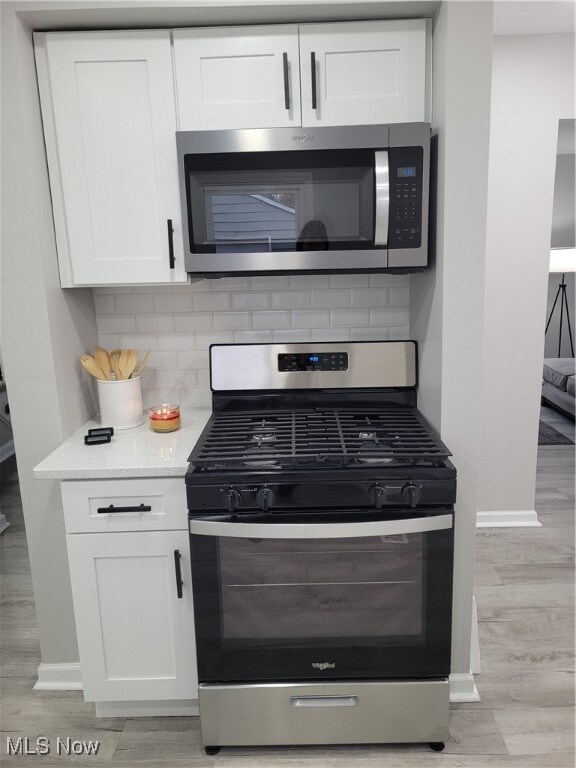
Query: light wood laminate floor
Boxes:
[{"xmin": 1, "ymin": 417, "xmax": 574, "ymax": 767}]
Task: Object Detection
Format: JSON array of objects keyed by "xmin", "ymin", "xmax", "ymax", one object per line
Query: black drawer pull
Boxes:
[
  {"xmin": 174, "ymin": 549, "xmax": 183, "ymax": 599},
  {"xmin": 311, "ymin": 51, "xmax": 317, "ymax": 109},
  {"xmin": 167, "ymin": 219, "xmax": 175, "ymax": 269},
  {"xmin": 282, "ymin": 52, "xmax": 290, "ymax": 110},
  {"xmin": 97, "ymin": 503, "xmax": 152, "ymax": 514}
]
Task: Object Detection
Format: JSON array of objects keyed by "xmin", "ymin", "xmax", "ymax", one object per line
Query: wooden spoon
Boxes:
[
  {"xmin": 109, "ymin": 351, "xmax": 122, "ymax": 380},
  {"xmin": 119, "ymin": 348, "xmax": 138, "ymax": 380},
  {"xmin": 80, "ymin": 354, "xmax": 107, "ymax": 381},
  {"xmin": 135, "ymin": 349, "xmax": 151, "ymax": 376},
  {"xmin": 93, "ymin": 347, "xmax": 111, "ymax": 380}
]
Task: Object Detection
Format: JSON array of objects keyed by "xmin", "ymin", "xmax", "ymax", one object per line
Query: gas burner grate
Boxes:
[{"xmin": 188, "ymin": 407, "xmax": 451, "ymax": 469}]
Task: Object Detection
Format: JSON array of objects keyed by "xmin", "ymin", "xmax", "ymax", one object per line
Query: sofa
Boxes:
[{"xmin": 542, "ymin": 358, "xmax": 575, "ymax": 419}]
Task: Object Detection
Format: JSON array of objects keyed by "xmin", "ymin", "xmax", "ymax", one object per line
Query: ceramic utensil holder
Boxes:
[{"xmin": 96, "ymin": 375, "xmax": 144, "ymax": 430}]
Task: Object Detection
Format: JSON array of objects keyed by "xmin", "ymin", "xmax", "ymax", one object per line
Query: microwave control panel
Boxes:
[{"xmin": 387, "ymin": 146, "xmax": 424, "ymax": 249}]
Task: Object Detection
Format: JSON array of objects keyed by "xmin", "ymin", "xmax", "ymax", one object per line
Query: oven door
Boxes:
[{"xmin": 189, "ymin": 509, "xmax": 453, "ymax": 683}]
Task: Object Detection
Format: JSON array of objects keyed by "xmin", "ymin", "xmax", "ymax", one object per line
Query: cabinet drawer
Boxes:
[{"xmin": 61, "ymin": 478, "xmax": 187, "ymax": 533}]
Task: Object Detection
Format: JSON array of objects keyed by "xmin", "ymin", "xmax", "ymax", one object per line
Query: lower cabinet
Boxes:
[{"xmin": 66, "ymin": 529, "xmax": 197, "ymax": 702}]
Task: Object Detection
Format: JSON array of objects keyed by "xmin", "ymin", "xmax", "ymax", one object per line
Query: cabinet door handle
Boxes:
[
  {"xmin": 174, "ymin": 549, "xmax": 183, "ymax": 599},
  {"xmin": 282, "ymin": 52, "xmax": 290, "ymax": 110},
  {"xmin": 167, "ymin": 219, "xmax": 175, "ymax": 269},
  {"xmin": 96, "ymin": 503, "xmax": 152, "ymax": 514},
  {"xmin": 311, "ymin": 52, "xmax": 317, "ymax": 110}
]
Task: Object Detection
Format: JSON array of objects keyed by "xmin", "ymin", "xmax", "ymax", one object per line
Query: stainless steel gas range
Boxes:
[{"xmin": 185, "ymin": 341, "xmax": 455, "ymax": 755}]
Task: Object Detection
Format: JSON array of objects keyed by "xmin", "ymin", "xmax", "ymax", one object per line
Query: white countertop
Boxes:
[{"xmin": 33, "ymin": 408, "xmax": 212, "ymax": 480}]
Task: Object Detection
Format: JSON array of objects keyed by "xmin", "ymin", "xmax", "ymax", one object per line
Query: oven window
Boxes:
[
  {"xmin": 184, "ymin": 149, "xmax": 376, "ymax": 253},
  {"xmin": 218, "ymin": 534, "xmax": 424, "ymax": 642}
]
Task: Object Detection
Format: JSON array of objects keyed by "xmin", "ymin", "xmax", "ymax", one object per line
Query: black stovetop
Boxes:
[{"xmin": 187, "ymin": 405, "xmax": 451, "ymax": 472}]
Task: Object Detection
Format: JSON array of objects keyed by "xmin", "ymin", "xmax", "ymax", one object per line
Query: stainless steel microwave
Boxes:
[{"xmin": 176, "ymin": 123, "xmax": 430, "ymax": 278}]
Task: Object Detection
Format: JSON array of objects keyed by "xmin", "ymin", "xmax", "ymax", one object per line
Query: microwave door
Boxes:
[{"xmin": 374, "ymin": 150, "xmax": 389, "ymax": 247}]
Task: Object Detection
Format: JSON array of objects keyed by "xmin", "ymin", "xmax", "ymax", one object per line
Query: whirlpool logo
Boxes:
[
  {"xmin": 292, "ymin": 134, "xmax": 315, "ymax": 143},
  {"xmin": 311, "ymin": 662, "xmax": 335, "ymax": 670}
]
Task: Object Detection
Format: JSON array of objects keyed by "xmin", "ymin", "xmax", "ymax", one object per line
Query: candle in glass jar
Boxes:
[{"xmin": 149, "ymin": 404, "xmax": 181, "ymax": 432}]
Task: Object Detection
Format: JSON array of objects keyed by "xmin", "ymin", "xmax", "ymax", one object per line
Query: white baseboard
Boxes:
[
  {"xmin": 476, "ymin": 509, "xmax": 541, "ymax": 527},
  {"xmin": 449, "ymin": 672, "xmax": 480, "ymax": 702},
  {"xmin": 34, "ymin": 662, "xmax": 83, "ymax": 691},
  {"xmin": 0, "ymin": 439, "xmax": 15, "ymax": 464},
  {"xmin": 95, "ymin": 700, "xmax": 199, "ymax": 717}
]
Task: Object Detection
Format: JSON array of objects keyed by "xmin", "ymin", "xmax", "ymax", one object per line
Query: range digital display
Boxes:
[{"xmin": 278, "ymin": 352, "xmax": 349, "ymax": 372}]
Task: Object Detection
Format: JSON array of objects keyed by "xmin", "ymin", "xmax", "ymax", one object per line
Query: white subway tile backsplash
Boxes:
[
  {"xmin": 350, "ymin": 289, "xmax": 389, "ymax": 308},
  {"xmin": 369, "ymin": 307, "xmax": 409, "ymax": 326},
  {"xmin": 351, "ymin": 327, "xmax": 391, "ymax": 341},
  {"xmin": 234, "ymin": 330, "xmax": 274, "ymax": 343},
  {"xmin": 253, "ymin": 311, "xmax": 290, "ymax": 330},
  {"xmin": 193, "ymin": 292, "xmax": 231, "ymax": 312},
  {"xmin": 136, "ymin": 314, "xmax": 175, "ymax": 333},
  {"xmin": 290, "ymin": 275, "xmax": 330, "ymax": 289},
  {"xmin": 291, "ymin": 310, "xmax": 330, "ymax": 329},
  {"xmin": 272, "ymin": 291, "xmax": 310, "ymax": 310},
  {"xmin": 94, "ymin": 278, "xmax": 410, "ymax": 403},
  {"xmin": 178, "ymin": 351, "xmax": 209, "ymax": 370},
  {"xmin": 330, "ymin": 309, "xmax": 369, "ymax": 327},
  {"xmin": 146, "ymin": 350, "xmax": 178, "ymax": 369},
  {"xmin": 232, "ymin": 292, "xmax": 270, "ymax": 311},
  {"xmin": 97, "ymin": 315, "xmax": 136, "ymax": 334},
  {"xmin": 174, "ymin": 313, "xmax": 213, "ymax": 332},
  {"xmin": 330, "ymin": 275, "xmax": 370, "ymax": 288},
  {"xmin": 213, "ymin": 312, "xmax": 252, "ymax": 330},
  {"xmin": 389, "ymin": 327, "xmax": 410, "ymax": 340},
  {"xmin": 311, "ymin": 328, "xmax": 350, "ymax": 341},
  {"xmin": 195, "ymin": 331, "xmax": 235, "ymax": 349},
  {"xmin": 93, "ymin": 286, "xmax": 134, "ymax": 294},
  {"xmin": 272, "ymin": 329, "xmax": 311, "ymax": 342},
  {"xmin": 311, "ymin": 290, "xmax": 349, "ymax": 309},
  {"xmin": 155, "ymin": 333, "xmax": 196, "ymax": 351},
  {"xmin": 114, "ymin": 293, "xmax": 155, "ymax": 314},
  {"xmin": 93, "ymin": 293, "xmax": 115, "ymax": 314},
  {"xmin": 153, "ymin": 292, "xmax": 192, "ymax": 313},
  {"xmin": 250, "ymin": 276, "xmax": 291, "ymax": 290},
  {"xmin": 390, "ymin": 286, "xmax": 410, "ymax": 307}
]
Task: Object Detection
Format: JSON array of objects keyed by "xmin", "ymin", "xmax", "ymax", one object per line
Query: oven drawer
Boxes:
[
  {"xmin": 198, "ymin": 679, "xmax": 449, "ymax": 746},
  {"xmin": 62, "ymin": 478, "xmax": 187, "ymax": 533}
]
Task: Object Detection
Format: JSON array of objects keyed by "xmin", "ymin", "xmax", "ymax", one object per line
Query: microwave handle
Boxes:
[
  {"xmin": 189, "ymin": 513, "xmax": 453, "ymax": 540},
  {"xmin": 374, "ymin": 150, "xmax": 390, "ymax": 247}
]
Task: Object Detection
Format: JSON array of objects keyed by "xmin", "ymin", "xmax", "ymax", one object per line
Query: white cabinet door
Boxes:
[
  {"xmin": 174, "ymin": 26, "xmax": 301, "ymax": 130},
  {"xmin": 35, "ymin": 31, "xmax": 186, "ymax": 286},
  {"xmin": 299, "ymin": 20, "xmax": 428, "ymax": 127},
  {"xmin": 67, "ymin": 530, "xmax": 197, "ymax": 702}
]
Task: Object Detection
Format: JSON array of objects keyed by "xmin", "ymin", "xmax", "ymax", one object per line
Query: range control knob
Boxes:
[
  {"xmin": 401, "ymin": 483, "xmax": 422, "ymax": 508},
  {"xmin": 368, "ymin": 484, "xmax": 387, "ymax": 509},
  {"xmin": 224, "ymin": 488, "xmax": 242, "ymax": 512},
  {"xmin": 256, "ymin": 486, "xmax": 275, "ymax": 512}
]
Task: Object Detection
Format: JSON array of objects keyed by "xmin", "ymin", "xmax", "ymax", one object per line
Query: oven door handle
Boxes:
[{"xmin": 189, "ymin": 513, "xmax": 453, "ymax": 539}]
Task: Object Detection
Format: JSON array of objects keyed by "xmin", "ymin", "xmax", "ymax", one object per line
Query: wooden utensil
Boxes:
[
  {"xmin": 110, "ymin": 351, "xmax": 122, "ymax": 380},
  {"xmin": 80, "ymin": 354, "xmax": 107, "ymax": 381},
  {"xmin": 135, "ymin": 349, "xmax": 151, "ymax": 376},
  {"xmin": 93, "ymin": 347, "xmax": 111, "ymax": 380},
  {"xmin": 119, "ymin": 348, "xmax": 138, "ymax": 380}
]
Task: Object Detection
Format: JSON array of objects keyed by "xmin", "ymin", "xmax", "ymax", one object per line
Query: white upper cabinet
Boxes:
[
  {"xmin": 174, "ymin": 20, "xmax": 428, "ymax": 132},
  {"xmin": 173, "ymin": 25, "xmax": 302, "ymax": 130},
  {"xmin": 299, "ymin": 20, "xmax": 428, "ymax": 127},
  {"xmin": 34, "ymin": 31, "xmax": 187, "ymax": 286}
]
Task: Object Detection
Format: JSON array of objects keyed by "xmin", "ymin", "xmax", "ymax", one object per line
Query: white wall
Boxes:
[
  {"xmin": 477, "ymin": 33, "xmax": 575, "ymax": 518},
  {"xmin": 0, "ymin": 7, "xmax": 98, "ymax": 663},
  {"xmin": 411, "ymin": 0, "xmax": 494, "ymax": 690},
  {"xmin": 94, "ymin": 276, "xmax": 410, "ymax": 409}
]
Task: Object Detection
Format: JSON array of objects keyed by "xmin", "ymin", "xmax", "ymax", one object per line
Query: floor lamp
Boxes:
[{"xmin": 546, "ymin": 248, "xmax": 576, "ymax": 357}]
